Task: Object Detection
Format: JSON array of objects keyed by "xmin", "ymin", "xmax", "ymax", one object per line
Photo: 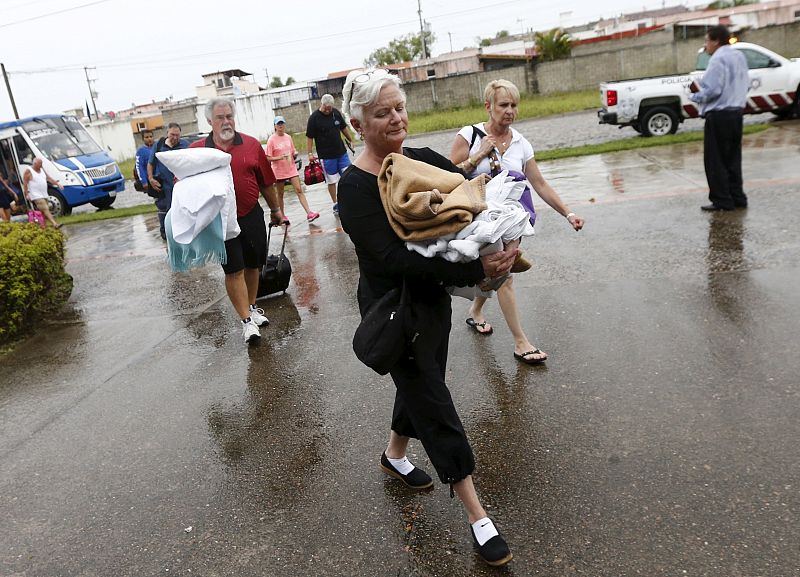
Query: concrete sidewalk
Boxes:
[{"xmin": 1, "ymin": 121, "xmax": 798, "ymax": 577}]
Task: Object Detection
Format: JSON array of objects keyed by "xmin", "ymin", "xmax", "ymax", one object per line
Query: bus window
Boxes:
[
  {"xmin": 21, "ymin": 117, "xmax": 101, "ymax": 161},
  {"xmin": 13, "ymin": 135, "xmax": 35, "ymax": 164}
]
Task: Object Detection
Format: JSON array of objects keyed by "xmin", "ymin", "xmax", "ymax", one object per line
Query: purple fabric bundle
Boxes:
[{"xmin": 507, "ymin": 170, "xmax": 536, "ymax": 226}]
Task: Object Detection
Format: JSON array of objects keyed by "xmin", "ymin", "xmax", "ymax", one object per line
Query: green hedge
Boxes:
[{"xmin": 0, "ymin": 223, "xmax": 73, "ymax": 345}]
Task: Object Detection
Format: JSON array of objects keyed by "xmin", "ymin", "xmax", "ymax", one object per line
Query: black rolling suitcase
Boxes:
[{"xmin": 257, "ymin": 222, "xmax": 291, "ymax": 298}]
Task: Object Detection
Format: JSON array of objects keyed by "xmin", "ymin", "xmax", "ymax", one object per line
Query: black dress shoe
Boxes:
[
  {"xmin": 471, "ymin": 524, "xmax": 513, "ymax": 566},
  {"xmin": 380, "ymin": 452, "xmax": 434, "ymax": 490},
  {"xmin": 701, "ymin": 204, "xmax": 734, "ymax": 212}
]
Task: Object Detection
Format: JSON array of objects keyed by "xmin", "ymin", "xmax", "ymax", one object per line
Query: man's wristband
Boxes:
[
  {"xmin": 270, "ymin": 208, "xmax": 281, "ymax": 214},
  {"xmin": 566, "ymin": 212, "xmax": 576, "ymax": 220}
]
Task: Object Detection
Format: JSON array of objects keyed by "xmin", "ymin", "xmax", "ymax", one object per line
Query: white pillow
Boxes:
[{"xmin": 156, "ymin": 148, "xmax": 231, "ymax": 180}]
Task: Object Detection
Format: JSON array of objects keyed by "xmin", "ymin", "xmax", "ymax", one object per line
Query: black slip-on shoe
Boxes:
[
  {"xmin": 701, "ymin": 203, "xmax": 734, "ymax": 212},
  {"xmin": 471, "ymin": 525, "xmax": 513, "ymax": 567},
  {"xmin": 380, "ymin": 452, "xmax": 434, "ymax": 490}
]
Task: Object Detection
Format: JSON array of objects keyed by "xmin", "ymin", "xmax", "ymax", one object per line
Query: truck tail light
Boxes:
[{"xmin": 606, "ymin": 90, "xmax": 618, "ymax": 107}]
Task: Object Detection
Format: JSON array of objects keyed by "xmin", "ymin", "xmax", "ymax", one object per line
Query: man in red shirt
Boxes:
[{"xmin": 191, "ymin": 97, "xmax": 284, "ymax": 344}]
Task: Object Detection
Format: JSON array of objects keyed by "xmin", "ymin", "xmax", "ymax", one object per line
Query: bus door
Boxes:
[{"xmin": 0, "ymin": 128, "xmax": 26, "ymax": 214}]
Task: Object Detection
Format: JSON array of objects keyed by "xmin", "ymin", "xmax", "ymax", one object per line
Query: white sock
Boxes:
[
  {"xmin": 471, "ymin": 517, "xmax": 499, "ymax": 546},
  {"xmin": 387, "ymin": 455, "xmax": 415, "ymax": 475}
]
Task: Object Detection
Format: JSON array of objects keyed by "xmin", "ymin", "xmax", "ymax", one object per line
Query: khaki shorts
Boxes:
[{"xmin": 32, "ymin": 198, "xmax": 50, "ymax": 211}]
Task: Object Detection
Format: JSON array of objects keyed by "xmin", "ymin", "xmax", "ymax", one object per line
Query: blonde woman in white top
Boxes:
[
  {"xmin": 450, "ymin": 79, "xmax": 585, "ymax": 365},
  {"xmin": 23, "ymin": 157, "xmax": 63, "ymax": 228}
]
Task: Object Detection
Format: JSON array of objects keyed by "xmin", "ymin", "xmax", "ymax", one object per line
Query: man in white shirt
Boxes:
[{"xmin": 23, "ymin": 157, "xmax": 63, "ymax": 228}]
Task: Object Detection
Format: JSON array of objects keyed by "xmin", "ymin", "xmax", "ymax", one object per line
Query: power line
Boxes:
[
  {"xmin": 0, "ymin": 0, "xmax": 116, "ymax": 29},
  {"xmin": 7, "ymin": 0, "xmax": 532, "ymax": 75}
]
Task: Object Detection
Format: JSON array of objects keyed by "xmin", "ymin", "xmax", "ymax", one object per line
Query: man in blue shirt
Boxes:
[
  {"xmin": 689, "ymin": 25, "xmax": 750, "ymax": 211},
  {"xmin": 134, "ymin": 129, "xmax": 154, "ymax": 195},
  {"xmin": 147, "ymin": 123, "xmax": 188, "ymax": 239}
]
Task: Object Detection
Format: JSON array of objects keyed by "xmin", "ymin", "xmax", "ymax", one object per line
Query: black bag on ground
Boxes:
[
  {"xmin": 257, "ymin": 223, "xmax": 292, "ymax": 298},
  {"xmin": 352, "ymin": 278, "xmax": 410, "ymax": 375}
]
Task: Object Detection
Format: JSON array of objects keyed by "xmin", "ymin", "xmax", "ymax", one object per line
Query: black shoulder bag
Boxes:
[
  {"xmin": 352, "ymin": 278, "xmax": 410, "ymax": 375},
  {"xmin": 469, "ymin": 125, "xmax": 502, "ymax": 177}
]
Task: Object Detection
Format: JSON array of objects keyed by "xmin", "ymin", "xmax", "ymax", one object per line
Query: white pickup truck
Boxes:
[{"xmin": 597, "ymin": 42, "xmax": 800, "ymax": 136}]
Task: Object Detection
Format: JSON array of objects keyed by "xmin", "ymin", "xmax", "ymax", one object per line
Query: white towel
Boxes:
[
  {"xmin": 406, "ymin": 172, "xmax": 534, "ymax": 263},
  {"xmin": 156, "ymin": 149, "xmax": 240, "ymax": 243}
]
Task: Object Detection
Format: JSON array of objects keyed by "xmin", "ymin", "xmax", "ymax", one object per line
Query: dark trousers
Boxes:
[
  {"xmin": 703, "ymin": 110, "xmax": 747, "ymax": 210},
  {"xmin": 155, "ymin": 186, "xmax": 174, "ymax": 239},
  {"xmin": 388, "ymin": 296, "xmax": 475, "ymax": 485}
]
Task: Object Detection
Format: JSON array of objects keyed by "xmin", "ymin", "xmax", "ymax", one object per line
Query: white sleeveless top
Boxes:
[{"xmin": 27, "ymin": 166, "xmax": 49, "ymax": 200}]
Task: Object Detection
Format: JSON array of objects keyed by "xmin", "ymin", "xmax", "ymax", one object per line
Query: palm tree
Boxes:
[{"xmin": 534, "ymin": 28, "xmax": 572, "ymax": 62}]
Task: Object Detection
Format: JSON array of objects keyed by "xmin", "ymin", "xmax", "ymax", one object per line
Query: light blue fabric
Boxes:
[
  {"xmin": 689, "ymin": 45, "xmax": 750, "ymax": 116},
  {"xmin": 165, "ymin": 210, "xmax": 227, "ymax": 272}
]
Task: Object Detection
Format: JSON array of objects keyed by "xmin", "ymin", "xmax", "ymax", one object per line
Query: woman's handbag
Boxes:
[
  {"xmin": 303, "ymin": 159, "xmax": 325, "ymax": 186},
  {"xmin": 352, "ymin": 278, "xmax": 410, "ymax": 375},
  {"xmin": 27, "ymin": 209, "xmax": 45, "ymax": 228}
]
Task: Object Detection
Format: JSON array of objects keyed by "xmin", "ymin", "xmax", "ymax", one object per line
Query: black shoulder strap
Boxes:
[
  {"xmin": 155, "ymin": 137, "xmax": 166, "ymax": 154},
  {"xmin": 469, "ymin": 124, "xmax": 486, "ymax": 150}
]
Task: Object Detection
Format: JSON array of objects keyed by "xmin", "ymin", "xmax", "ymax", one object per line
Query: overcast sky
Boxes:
[{"xmin": 1, "ymin": 0, "xmax": 693, "ymax": 119}]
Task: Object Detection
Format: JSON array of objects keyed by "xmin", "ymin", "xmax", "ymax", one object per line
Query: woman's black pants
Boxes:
[{"xmin": 388, "ymin": 297, "xmax": 475, "ymax": 485}]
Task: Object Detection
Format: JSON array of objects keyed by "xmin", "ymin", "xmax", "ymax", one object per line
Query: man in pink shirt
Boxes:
[{"xmin": 265, "ymin": 116, "xmax": 320, "ymax": 223}]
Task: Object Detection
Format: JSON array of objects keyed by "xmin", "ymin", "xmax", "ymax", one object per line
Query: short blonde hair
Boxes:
[{"xmin": 483, "ymin": 79, "xmax": 520, "ymax": 106}]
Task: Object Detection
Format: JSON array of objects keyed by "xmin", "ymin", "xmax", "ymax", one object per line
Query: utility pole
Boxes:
[
  {"xmin": 1, "ymin": 63, "xmax": 19, "ymax": 119},
  {"xmin": 264, "ymin": 67, "xmax": 270, "ymax": 88},
  {"xmin": 84, "ymin": 66, "xmax": 98, "ymax": 119},
  {"xmin": 417, "ymin": 0, "xmax": 427, "ymax": 60},
  {"xmin": 448, "ymin": 32, "xmax": 453, "ymax": 53}
]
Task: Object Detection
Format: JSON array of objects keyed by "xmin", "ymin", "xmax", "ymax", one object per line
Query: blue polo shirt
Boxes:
[{"xmin": 148, "ymin": 137, "xmax": 189, "ymax": 192}]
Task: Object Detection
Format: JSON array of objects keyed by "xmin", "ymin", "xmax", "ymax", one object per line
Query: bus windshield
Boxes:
[{"xmin": 22, "ymin": 116, "xmax": 102, "ymax": 161}]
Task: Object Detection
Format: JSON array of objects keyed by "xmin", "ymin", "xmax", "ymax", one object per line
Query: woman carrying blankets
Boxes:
[
  {"xmin": 450, "ymin": 79, "xmax": 585, "ymax": 364},
  {"xmin": 337, "ymin": 68, "xmax": 517, "ymax": 566}
]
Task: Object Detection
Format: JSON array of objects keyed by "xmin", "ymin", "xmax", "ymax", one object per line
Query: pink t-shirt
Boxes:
[{"xmin": 265, "ymin": 133, "xmax": 298, "ymax": 180}]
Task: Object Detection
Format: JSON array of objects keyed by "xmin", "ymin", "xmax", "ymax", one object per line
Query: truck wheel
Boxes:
[
  {"xmin": 641, "ymin": 107, "xmax": 679, "ymax": 137},
  {"xmin": 48, "ymin": 189, "xmax": 71, "ymax": 217},
  {"xmin": 90, "ymin": 196, "xmax": 116, "ymax": 210}
]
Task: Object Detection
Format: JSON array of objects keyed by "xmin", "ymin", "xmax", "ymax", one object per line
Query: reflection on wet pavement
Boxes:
[{"xmin": 1, "ymin": 121, "xmax": 799, "ymax": 576}]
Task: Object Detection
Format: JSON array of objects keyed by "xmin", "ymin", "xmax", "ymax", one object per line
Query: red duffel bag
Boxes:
[{"xmin": 303, "ymin": 158, "xmax": 325, "ymax": 186}]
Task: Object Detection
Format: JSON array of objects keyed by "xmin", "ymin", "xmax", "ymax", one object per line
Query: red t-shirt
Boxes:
[{"xmin": 191, "ymin": 132, "xmax": 276, "ymax": 217}]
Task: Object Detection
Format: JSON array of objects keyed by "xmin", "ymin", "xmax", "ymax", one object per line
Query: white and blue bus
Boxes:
[{"xmin": 0, "ymin": 114, "xmax": 124, "ymax": 216}]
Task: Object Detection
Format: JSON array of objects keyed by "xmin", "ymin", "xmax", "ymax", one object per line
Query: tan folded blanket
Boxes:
[{"xmin": 378, "ymin": 153, "xmax": 487, "ymax": 241}]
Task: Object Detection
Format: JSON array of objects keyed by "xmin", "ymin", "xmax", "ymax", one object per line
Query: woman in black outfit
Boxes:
[{"xmin": 337, "ymin": 68, "xmax": 517, "ymax": 567}]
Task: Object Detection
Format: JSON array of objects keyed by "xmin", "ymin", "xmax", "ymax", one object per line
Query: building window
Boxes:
[
  {"xmin": 426, "ymin": 68, "xmax": 436, "ymax": 79},
  {"xmin": 136, "ymin": 122, "xmax": 146, "ymax": 131}
]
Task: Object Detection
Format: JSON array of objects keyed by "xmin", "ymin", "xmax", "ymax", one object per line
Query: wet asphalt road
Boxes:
[{"xmin": 2, "ymin": 121, "xmax": 800, "ymax": 576}]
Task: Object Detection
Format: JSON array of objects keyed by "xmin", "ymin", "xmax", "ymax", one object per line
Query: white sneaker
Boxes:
[
  {"xmin": 242, "ymin": 320, "xmax": 261, "ymax": 344},
  {"xmin": 249, "ymin": 305, "xmax": 269, "ymax": 327}
]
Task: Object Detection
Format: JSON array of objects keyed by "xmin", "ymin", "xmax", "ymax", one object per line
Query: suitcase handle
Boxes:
[{"xmin": 267, "ymin": 221, "xmax": 288, "ymax": 262}]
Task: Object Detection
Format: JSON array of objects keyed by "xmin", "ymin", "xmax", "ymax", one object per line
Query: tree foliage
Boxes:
[
  {"xmin": 534, "ymin": 28, "xmax": 572, "ymax": 62},
  {"xmin": 366, "ymin": 31, "xmax": 436, "ymax": 66},
  {"xmin": 475, "ymin": 29, "xmax": 512, "ymax": 47},
  {"xmin": 269, "ymin": 76, "xmax": 296, "ymax": 88},
  {"xmin": 706, "ymin": 0, "xmax": 756, "ymax": 8}
]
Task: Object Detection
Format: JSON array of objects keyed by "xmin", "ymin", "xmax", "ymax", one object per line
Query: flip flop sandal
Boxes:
[
  {"xmin": 466, "ymin": 317, "xmax": 493, "ymax": 335},
  {"xmin": 514, "ymin": 349, "xmax": 547, "ymax": 365}
]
